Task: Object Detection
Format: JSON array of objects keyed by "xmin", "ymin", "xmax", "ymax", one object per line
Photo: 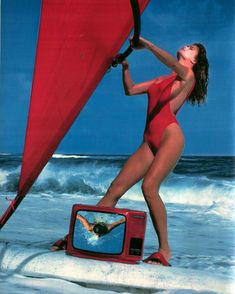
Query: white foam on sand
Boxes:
[
  {"xmin": 0, "ymin": 273, "xmax": 122, "ymax": 294},
  {"xmin": 0, "ymin": 243, "xmax": 234, "ymax": 294}
]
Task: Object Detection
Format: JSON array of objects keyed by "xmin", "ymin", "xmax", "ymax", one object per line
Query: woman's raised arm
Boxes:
[{"xmin": 132, "ymin": 37, "xmax": 194, "ymax": 81}]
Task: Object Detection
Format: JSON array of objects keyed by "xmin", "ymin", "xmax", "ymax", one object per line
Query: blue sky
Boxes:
[{"xmin": 1, "ymin": 0, "xmax": 234, "ymax": 155}]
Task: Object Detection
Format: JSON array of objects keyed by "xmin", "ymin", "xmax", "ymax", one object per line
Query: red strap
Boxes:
[{"xmin": 5, "ymin": 197, "xmax": 16, "ymax": 211}]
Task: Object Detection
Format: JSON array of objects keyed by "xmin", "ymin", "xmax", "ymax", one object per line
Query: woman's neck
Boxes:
[{"xmin": 178, "ymin": 57, "xmax": 193, "ymax": 69}]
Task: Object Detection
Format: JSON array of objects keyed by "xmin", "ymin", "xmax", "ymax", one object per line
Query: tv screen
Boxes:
[
  {"xmin": 73, "ymin": 210, "xmax": 126, "ymax": 254},
  {"xmin": 67, "ymin": 204, "xmax": 147, "ymax": 264}
]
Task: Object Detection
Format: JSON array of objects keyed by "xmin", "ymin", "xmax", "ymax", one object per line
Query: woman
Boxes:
[{"xmin": 97, "ymin": 37, "xmax": 209, "ymax": 266}]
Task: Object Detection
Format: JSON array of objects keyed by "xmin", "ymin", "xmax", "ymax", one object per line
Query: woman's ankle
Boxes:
[{"xmin": 158, "ymin": 247, "xmax": 171, "ymax": 260}]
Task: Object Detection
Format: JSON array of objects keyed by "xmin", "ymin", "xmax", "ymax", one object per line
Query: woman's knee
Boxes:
[{"xmin": 141, "ymin": 177, "xmax": 160, "ymax": 201}]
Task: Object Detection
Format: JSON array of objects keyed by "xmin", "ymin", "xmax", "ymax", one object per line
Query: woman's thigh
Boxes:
[
  {"xmin": 112, "ymin": 142, "xmax": 154, "ymax": 191},
  {"xmin": 143, "ymin": 124, "xmax": 184, "ymax": 190}
]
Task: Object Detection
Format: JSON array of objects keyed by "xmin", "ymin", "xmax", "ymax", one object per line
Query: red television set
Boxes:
[{"xmin": 66, "ymin": 204, "xmax": 147, "ymax": 264}]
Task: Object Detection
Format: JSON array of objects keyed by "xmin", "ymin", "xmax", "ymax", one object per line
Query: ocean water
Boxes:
[{"xmin": 0, "ymin": 153, "xmax": 234, "ymax": 293}]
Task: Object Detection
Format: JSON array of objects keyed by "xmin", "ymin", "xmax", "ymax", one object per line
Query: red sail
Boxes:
[{"xmin": 0, "ymin": 0, "xmax": 149, "ymax": 228}]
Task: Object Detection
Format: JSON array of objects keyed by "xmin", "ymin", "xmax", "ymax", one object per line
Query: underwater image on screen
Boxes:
[{"xmin": 73, "ymin": 210, "xmax": 126, "ymax": 254}]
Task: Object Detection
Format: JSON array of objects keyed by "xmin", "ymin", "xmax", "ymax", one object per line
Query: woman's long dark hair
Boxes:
[{"xmin": 189, "ymin": 43, "xmax": 209, "ymax": 105}]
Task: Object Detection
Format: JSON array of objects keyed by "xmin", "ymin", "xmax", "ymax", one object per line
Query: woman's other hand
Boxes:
[{"xmin": 122, "ymin": 60, "xmax": 129, "ymax": 69}]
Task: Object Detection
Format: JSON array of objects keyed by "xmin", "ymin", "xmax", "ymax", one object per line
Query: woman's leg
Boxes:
[
  {"xmin": 142, "ymin": 124, "xmax": 184, "ymax": 263},
  {"xmin": 97, "ymin": 142, "xmax": 154, "ymax": 207}
]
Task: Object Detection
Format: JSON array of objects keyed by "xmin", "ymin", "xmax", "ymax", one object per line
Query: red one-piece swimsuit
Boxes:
[{"xmin": 144, "ymin": 74, "xmax": 195, "ymax": 153}]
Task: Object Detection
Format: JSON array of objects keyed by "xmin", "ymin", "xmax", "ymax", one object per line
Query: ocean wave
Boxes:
[
  {"xmin": 52, "ymin": 154, "xmax": 128, "ymax": 161},
  {"xmin": 0, "ymin": 167, "xmax": 21, "ymax": 192},
  {"xmin": 175, "ymin": 156, "xmax": 235, "ymax": 179},
  {"xmin": 0, "ymin": 165, "xmax": 104, "ymax": 195},
  {"xmin": 1, "ymin": 161, "xmax": 234, "ymax": 196},
  {"xmin": 0, "ymin": 155, "xmax": 234, "ymax": 220},
  {"xmin": 52, "ymin": 154, "xmax": 90, "ymax": 159}
]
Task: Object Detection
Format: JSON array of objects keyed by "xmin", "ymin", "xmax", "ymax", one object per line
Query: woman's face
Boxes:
[{"xmin": 178, "ymin": 44, "xmax": 199, "ymax": 64}]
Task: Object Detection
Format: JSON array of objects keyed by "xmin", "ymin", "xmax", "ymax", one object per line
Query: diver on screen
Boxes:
[
  {"xmin": 76, "ymin": 213, "xmax": 126, "ymax": 237},
  {"xmin": 50, "ymin": 214, "xmax": 125, "ymax": 251}
]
